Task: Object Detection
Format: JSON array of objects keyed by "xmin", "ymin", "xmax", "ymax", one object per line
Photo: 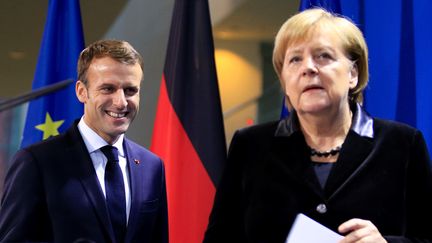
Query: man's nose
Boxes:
[{"xmin": 113, "ymin": 90, "xmax": 127, "ymax": 108}]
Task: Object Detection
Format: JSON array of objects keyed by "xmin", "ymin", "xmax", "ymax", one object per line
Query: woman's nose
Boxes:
[{"xmin": 301, "ymin": 57, "xmax": 318, "ymax": 76}]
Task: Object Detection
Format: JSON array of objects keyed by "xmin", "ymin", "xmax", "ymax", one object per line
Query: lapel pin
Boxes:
[{"xmin": 134, "ymin": 159, "xmax": 140, "ymax": 165}]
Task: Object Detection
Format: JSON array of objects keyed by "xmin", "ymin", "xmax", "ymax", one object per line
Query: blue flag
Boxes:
[
  {"xmin": 360, "ymin": 0, "xmax": 432, "ymax": 152},
  {"xmin": 280, "ymin": 0, "xmax": 341, "ymax": 119},
  {"xmin": 299, "ymin": 0, "xmax": 341, "ymax": 13},
  {"xmin": 20, "ymin": 0, "xmax": 84, "ymax": 148}
]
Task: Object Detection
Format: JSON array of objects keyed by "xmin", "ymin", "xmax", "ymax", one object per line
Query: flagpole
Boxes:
[{"xmin": 0, "ymin": 79, "xmax": 73, "ymax": 112}]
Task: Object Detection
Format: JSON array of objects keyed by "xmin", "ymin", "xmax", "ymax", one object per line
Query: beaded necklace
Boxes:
[{"xmin": 308, "ymin": 146, "xmax": 341, "ymax": 157}]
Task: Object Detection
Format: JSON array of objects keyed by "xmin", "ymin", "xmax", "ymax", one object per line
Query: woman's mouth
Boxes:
[{"xmin": 303, "ymin": 85, "xmax": 324, "ymax": 92}]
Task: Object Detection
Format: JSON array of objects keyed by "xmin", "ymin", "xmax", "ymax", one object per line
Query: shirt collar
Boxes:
[
  {"xmin": 77, "ymin": 117, "xmax": 125, "ymax": 157},
  {"xmin": 275, "ymin": 102, "xmax": 374, "ymax": 138}
]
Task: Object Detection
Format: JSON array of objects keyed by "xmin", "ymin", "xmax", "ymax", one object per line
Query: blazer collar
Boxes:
[
  {"xmin": 271, "ymin": 103, "xmax": 375, "ymax": 199},
  {"xmin": 122, "ymin": 139, "xmax": 143, "ymax": 242},
  {"xmin": 66, "ymin": 121, "xmax": 116, "ymax": 242},
  {"xmin": 275, "ymin": 102, "xmax": 374, "ymax": 139}
]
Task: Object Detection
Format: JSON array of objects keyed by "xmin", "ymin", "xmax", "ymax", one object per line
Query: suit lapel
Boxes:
[
  {"xmin": 267, "ymin": 104, "xmax": 375, "ymax": 201},
  {"xmin": 324, "ymin": 130, "xmax": 374, "ymax": 199},
  {"xmin": 65, "ymin": 124, "xmax": 116, "ymax": 242},
  {"xmin": 270, "ymin": 130, "xmax": 374, "ymax": 200},
  {"xmin": 123, "ymin": 140, "xmax": 142, "ymax": 242},
  {"xmin": 270, "ymin": 132, "xmax": 323, "ymax": 197}
]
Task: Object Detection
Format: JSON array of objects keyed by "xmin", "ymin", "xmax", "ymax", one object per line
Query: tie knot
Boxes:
[{"xmin": 100, "ymin": 145, "xmax": 119, "ymax": 163}]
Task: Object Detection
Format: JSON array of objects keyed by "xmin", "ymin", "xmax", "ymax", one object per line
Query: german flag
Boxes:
[{"xmin": 150, "ymin": 0, "xmax": 227, "ymax": 242}]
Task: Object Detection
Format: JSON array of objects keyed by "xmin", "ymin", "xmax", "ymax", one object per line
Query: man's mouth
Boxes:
[{"xmin": 107, "ymin": 111, "xmax": 127, "ymax": 118}]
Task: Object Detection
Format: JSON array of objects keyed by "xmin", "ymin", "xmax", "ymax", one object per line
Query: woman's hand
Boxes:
[{"xmin": 338, "ymin": 218, "xmax": 387, "ymax": 243}]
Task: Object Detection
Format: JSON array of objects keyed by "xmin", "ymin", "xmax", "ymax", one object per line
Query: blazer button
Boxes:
[{"xmin": 316, "ymin": 203, "xmax": 327, "ymax": 214}]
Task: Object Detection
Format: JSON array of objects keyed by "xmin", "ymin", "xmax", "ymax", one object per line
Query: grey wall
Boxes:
[{"xmin": 103, "ymin": 0, "xmax": 175, "ymax": 147}]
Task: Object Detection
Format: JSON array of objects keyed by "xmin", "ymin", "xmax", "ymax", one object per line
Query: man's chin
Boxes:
[
  {"xmin": 109, "ymin": 117, "xmax": 131, "ymax": 126},
  {"xmin": 108, "ymin": 125, "xmax": 129, "ymax": 136}
]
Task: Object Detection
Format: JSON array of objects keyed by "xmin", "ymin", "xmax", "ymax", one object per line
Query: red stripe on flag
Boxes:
[{"xmin": 151, "ymin": 75, "xmax": 215, "ymax": 243}]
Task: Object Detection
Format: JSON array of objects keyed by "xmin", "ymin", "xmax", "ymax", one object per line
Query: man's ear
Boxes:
[{"xmin": 76, "ymin": 80, "xmax": 88, "ymax": 103}]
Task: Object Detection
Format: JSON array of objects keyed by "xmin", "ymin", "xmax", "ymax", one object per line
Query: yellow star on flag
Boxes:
[{"xmin": 35, "ymin": 112, "xmax": 65, "ymax": 140}]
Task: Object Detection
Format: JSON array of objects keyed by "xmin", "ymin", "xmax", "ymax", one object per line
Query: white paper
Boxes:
[{"xmin": 285, "ymin": 213, "xmax": 343, "ymax": 243}]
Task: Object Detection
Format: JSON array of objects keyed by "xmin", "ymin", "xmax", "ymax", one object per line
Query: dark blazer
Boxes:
[
  {"xmin": 0, "ymin": 122, "xmax": 168, "ymax": 243},
  {"xmin": 204, "ymin": 104, "xmax": 432, "ymax": 243}
]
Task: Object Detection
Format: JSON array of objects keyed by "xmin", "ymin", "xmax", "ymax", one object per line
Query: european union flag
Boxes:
[{"xmin": 20, "ymin": 0, "xmax": 84, "ymax": 148}]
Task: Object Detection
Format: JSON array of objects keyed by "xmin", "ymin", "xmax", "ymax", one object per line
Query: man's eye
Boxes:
[
  {"xmin": 101, "ymin": 87, "xmax": 114, "ymax": 93},
  {"xmin": 125, "ymin": 88, "xmax": 138, "ymax": 96}
]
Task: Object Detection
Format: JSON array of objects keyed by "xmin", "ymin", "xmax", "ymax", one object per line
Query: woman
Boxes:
[{"xmin": 204, "ymin": 8, "xmax": 432, "ymax": 243}]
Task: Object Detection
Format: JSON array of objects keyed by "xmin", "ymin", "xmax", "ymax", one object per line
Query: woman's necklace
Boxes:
[
  {"xmin": 303, "ymin": 109, "xmax": 350, "ymax": 158},
  {"xmin": 308, "ymin": 145, "xmax": 342, "ymax": 157}
]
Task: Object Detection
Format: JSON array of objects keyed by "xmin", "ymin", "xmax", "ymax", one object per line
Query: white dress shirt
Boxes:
[{"xmin": 77, "ymin": 117, "xmax": 131, "ymax": 223}]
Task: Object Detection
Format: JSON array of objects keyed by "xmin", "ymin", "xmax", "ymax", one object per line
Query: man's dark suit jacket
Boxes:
[
  {"xmin": 204, "ymin": 103, "xmax": 432, "ymax": 243},
  {"xmin": 0, "ymin": 122, "xmax": 168, "ymax": 243}
]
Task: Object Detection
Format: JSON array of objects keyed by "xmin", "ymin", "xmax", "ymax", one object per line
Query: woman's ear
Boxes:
[{"xmin": 349, "ymin": 63, "xmax": 359, "ymax": 89}]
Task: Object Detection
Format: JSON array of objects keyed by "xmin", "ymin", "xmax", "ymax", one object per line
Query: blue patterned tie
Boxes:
[{"xmin": 100, "ymin": 145, "xmax": 126, "ymax": 243}]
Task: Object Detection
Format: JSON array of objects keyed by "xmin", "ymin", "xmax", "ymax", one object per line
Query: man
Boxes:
[{"xmin": 0, "ymin": 40, "xmax": 168, "ymax": 243}]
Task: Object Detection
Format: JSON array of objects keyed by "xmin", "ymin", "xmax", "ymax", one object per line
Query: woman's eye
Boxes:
[
  {"xmin": 317, "ymin": 53, "xmax": 332, "ymax": 60},
  {"xmin": 289, "ymin": 56, "xmax": 301, "ymax": 63}
]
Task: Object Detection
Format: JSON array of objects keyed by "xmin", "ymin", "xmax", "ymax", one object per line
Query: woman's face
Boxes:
[{"xmin": 281, "ymin": 30, "xmax": 358, "ymax": 116}]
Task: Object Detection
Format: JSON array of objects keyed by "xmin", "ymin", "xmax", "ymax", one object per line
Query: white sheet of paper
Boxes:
[{"xmin": 285, "ymin": 213, "xmax": 343, "ymax": 243}]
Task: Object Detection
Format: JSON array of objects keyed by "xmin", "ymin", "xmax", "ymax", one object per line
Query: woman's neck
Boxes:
[{"xmin": 298, "ymin": 104, "xmax": 352, "ymax": 161}]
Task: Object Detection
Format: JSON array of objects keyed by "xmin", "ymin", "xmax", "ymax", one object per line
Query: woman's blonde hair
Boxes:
[{"xmin": 272, "ymin": 8, "xmax": 369, "ymax": 103}]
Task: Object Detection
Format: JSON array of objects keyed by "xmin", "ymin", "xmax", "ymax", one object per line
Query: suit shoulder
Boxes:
[
  {"xmin": 372, "ymin": 118, "xmax": 427, "ymax": 148},
  {"xmin": 373, "ymin": 118, "xmax": 420, "ymax": 137},
  {"xmin": 124, "ymin": 138, "xmax": 161, "ymax": 161},
  {"xmin": 234, "ymin": 120, "xmax": 280, "ymax": 140},
  {"xmin": 22, "ymin": 131, "xmax": 70, "ymax": 155}
]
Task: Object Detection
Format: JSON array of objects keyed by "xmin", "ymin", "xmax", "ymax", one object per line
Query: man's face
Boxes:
[{"xmin": 76, "ymin": 56, "xmax": 142, "ymax": 144}]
